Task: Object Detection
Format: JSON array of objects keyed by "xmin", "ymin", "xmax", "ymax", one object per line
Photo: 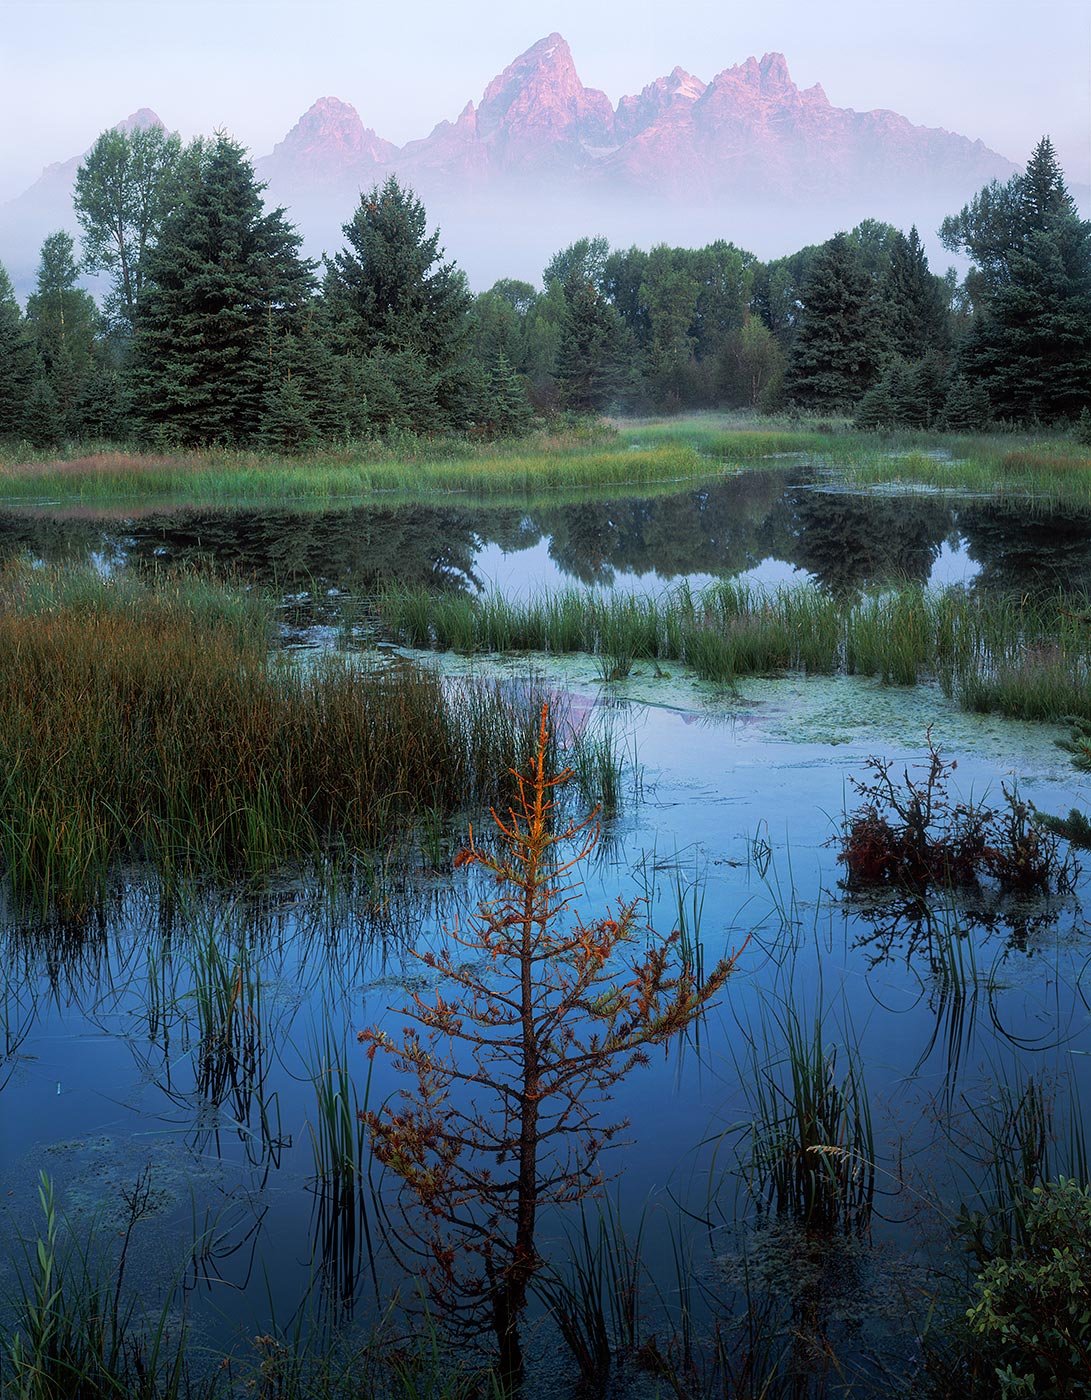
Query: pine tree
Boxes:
[
  {"xmin": 940, "ymin": 376, "xmax": 992, "ymax": 432},
  {"xmin": 960, "ymin": 201, "xmax": 1091, "ymax": 421},
  {"xmin": 883, "ymin": 228, "xmax": 949, "ymax": 361},
  {"xmin": 322, "ymin": 177, "xmax": 475, "ymax": 431},
  {"xmin": 785, "ymin": 234, "xmax": 882, "ymax": 413},
  {"xmin": 24, "ymin": 232, "xmax": 101, "ymax": 436},
  {"xmin": 912, "ymin": 353, "xmax": 949, "ymax": 428},
  {"xmin": 480, "ymin": 353, "xmax": 535, "ymax": 437},
  {"xmin": 554, "ymin": 273, "xmax": 633, "ymax": 412},
  {"xmin": 260, "ymin": 374, "xmax": 318, "ymax": 454},
  {"xmin": 942, "ymin": 137, "xmax": 1091, "ymax": 422},
  {"xmin": 854, "ymin": 379, "xmax": 896, "ymax": 430},
  {"xmin": 129, "ymin": 134, "xmax": 315, "ymax": 446},
  {"xmin": 0, "ymin": 263, "xmax": 35, "ymax": 438},
  {"xmin": 22, "ymin": 377, "xmax": 61, "ymax": 448},
  {"xmin": 1019, "ymin": 136, "xmax": 1079, "ymax": 234},
  {"xmin": 262, "ymin": 326, "xmax": 348, "ymax": 446}
]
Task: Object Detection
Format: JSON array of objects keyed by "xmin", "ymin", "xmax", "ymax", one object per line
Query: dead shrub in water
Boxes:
[{"xmin": 838, "ymin": 734, "xmax": 1078, "ymax": 901}]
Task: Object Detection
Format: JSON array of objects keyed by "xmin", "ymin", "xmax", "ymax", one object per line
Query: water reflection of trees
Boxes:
[
  {"xmin": 781, "ymin": 488, "xmax": 953, "ymax": 594},
  {"xmin": 2, "ymin": 481, "xmax": 1090, "ymax": 600},
  {"xmin": 958, "ymin": 501, "xmax": 1091, "ymax": 595}
]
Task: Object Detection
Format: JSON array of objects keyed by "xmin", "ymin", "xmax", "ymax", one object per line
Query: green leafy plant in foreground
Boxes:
[{"xmin": 965, "ymin": 1177, "xmax": 1091, "ymax": 1398}]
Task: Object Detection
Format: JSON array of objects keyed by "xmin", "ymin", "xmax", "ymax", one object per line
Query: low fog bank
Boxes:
[{"xmin": 3, "ymin": 176, "xmax": 1088, "ymax": 303}]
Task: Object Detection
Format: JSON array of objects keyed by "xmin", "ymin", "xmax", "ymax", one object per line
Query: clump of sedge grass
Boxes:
[
  {"xmin": 378, "ymin": 579, "xmax": 1091, "ymax": 725},
  {"xmin": 0, "ymin": 563, "xmax": 615, "ymax": 914}
]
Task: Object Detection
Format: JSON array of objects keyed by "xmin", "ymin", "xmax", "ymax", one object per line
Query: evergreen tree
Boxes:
[
  {"xmin": 129, "ymin": 134, "xmax": 315, "ymax": 446},
  {"xmin": 554, "ymin": 273, "xmax": 633, "ymax": 412},
  {"xmin": 854, "ymin": 379, "xmax": 896, "ymax": 430},
  {"xmin": 1019, "ymin": 136, "xmax": 1079, "ymax": 233},
  {"xmin": 883, "ymin": 227, "xmax": 949, "ymax": 361},
  {"xmin": 22, "ymin": 377, "xmax": 61, "ymax": 448},
  {"xmin": 24, "ymin": 232, "xmax": 101, "ymax": 436},
  {"xmin": 954, "ymin": 139, "xmax": 1091, "ymax": 422},
  {"xmin": 785, "ymin": 234, "xmax": 882, "ymax": 412},
  {"xmin": 260, "ymin": 375, "xmax": 319, "ymax": 454},
  {"xmin": 480, "ymin": 353, "xmax": 535, "ymax": 437},
  {"xmin": 912, "ymin": 353, "xmax": 949, "ymax": 428},
  {"xmin": 322, "ymin": 177, "xmax": 475, "ymax": 430},
  {"xmin": 354, "ymin": 348, "xmax": 440, "ymax": 433},
  {"xmin": 0, "ymin": 263, "xmax": 35, "ymax": 437},
  {"xmin": 940, "ymin": 376, "xmax": 991, "ymax": 431}
]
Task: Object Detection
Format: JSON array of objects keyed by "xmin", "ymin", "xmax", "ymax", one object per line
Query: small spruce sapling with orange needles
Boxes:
[{"xmin": 359, "ymin": 703, "xmax": 744, "ymax": 1385}]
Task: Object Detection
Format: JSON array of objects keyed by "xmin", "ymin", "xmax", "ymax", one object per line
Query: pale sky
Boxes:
[{"xmin": 1, "ymin": 0, "xmax": 1089, "ymax": 201}]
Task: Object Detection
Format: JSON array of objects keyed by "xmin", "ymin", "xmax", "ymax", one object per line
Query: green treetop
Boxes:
[
  {"xmin": 74, "ymin": 123, "xmax": 185, "ymax": 332},
  {"xmin": 129, "ymin": 134, "xmax": 315, "ymax": 446}
]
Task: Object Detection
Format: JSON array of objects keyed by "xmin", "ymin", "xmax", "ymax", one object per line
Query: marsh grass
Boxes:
[
  {"xmin": 743, "ymin": 1004, "xmax": 875, "ymax": 1235},
  {"xmin": 378, "ymin": 578, "xmax": 1091, "ymax": 725},
  {"xmin": 4, "ymin": 1171, "xmax": 198, "ymax": 1400},
  {"xmin": 535, "ymin": 1204, "xmax": 644, "ymax": 1388},
  {"xmin": 306, "ymin": 1020, "xmax": 374, "ymax": 1313},
  {"xmin": 0, "ymin": 428, "xmax": 709, "ymax": 506},
  {"xmin": 0, "ymin": 564, "xmax": 621, "ymax": 912},
  {"xmin": 4, "ymin": 417, "xmax": 1087, "ymax": 509},
  {"xmin": 957, "ymin": 1074, "xmax": 1090, "ymax": 1262}
]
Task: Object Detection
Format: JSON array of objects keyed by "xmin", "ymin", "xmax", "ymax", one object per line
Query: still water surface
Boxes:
[{"xmin": 1, "ymin": 474, "xmax": 1089, "ymax": 1375}]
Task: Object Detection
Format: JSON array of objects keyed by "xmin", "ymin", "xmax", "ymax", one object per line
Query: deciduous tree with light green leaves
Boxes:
[{"xmin": 74, "ymin": 122, "xmax": 184, "ymax": 332}]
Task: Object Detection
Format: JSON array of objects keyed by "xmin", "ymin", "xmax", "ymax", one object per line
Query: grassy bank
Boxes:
[
  {"xmin": 376, "ymin": 579, "xmax": 1091, "ymax": 724},
  {"xmin": 0, "ymin": 426, "xmax": 711, "ymax": 506},
  {"xmin": 629, "ymin": 416, "xmax": 1091, "ymax": 505},
  {"xmin": 0, "ymin": 563, "xmax": 613, "ymax": 912},
  {"xmin": 1, "ymin": 415, "xmax": 1087, "ymax": 508}
]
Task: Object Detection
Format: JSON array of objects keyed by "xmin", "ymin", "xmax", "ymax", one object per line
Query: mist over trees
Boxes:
[{"xmin": 0, "ymin": 128, "xmax": 1087, "ymax": 449}]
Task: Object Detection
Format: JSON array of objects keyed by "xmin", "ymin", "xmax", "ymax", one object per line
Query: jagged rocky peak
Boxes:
[
  {"xmin": 476, "ymin": 32, "xmax": 615, "ymax": 147},
  {"xmin": 615, "ymin": 65, "xmax": 707, "ymax": 141},
  {"xmin": 116, "ymin": 108, "xmax": 165, "ymax": 134},
  {"xmin": 275, "ymin": 97, "xmax": 365, "ymax": 156},
  {"xmin": 266, "ymin": 95, "xmax": 395, "ymax": 173}
]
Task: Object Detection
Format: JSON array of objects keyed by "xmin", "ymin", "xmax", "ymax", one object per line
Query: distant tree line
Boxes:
[{"xmin": 0, "ymin": 129, "xmax": 1087, "ymax": 450}]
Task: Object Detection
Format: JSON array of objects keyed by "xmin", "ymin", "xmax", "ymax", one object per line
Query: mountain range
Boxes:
[
  {"xmin": 256, "ymin": 35, "xmax": 1015, "ymax": 201},
  {"xmin": 1, "ymin": 33, "xmax": 1025, "ymax": 292}
]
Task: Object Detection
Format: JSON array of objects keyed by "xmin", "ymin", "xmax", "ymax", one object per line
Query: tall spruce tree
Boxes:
[
  {"xmin": 24, "ymin": 232, "xmax": 101, "ymax": 437},
  {"xmin": 129, "ymin": 135, "xmax": 314, "ymax": 446},
  {"xmin": 0, "ymin": 263, "xmax": 35, "ymax": 437},
  {"xmin": 883, "ymin": 227, "xmax": 949, "ymax": 361},
  {"xmin": 554, "ymin": 273, "xmax": 633, "ymax": 412},
  {"xmin": 785, "ymin": 233, "xmax": 882, "ymax": 412},
  {"xmin": 322, "ymin": 177, "xmax": 476, "ymax": 430},
  {"xmin": 953, "ymin": 137, "xmax": 1091, "ymax": 421}
]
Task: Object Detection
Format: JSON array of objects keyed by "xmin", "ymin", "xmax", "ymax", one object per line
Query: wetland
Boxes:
[{"xmin": 2, "ymin": 432, "xmax": 1091, "ymax": 1397}]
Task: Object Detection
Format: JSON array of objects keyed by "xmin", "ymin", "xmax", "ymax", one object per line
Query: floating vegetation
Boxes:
[
  {"xmin": 838, "ymin": 738, "xmax": 1079, "ymax": 899},
  {"xmin": 377, "ymin": 577, "xmax": 1091, "ymax": 725}
]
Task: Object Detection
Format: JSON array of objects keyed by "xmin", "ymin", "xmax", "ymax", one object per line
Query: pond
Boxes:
[{"xmin": 1, "ymin": 471, "xmax": 1090, "ymax": 1390}]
